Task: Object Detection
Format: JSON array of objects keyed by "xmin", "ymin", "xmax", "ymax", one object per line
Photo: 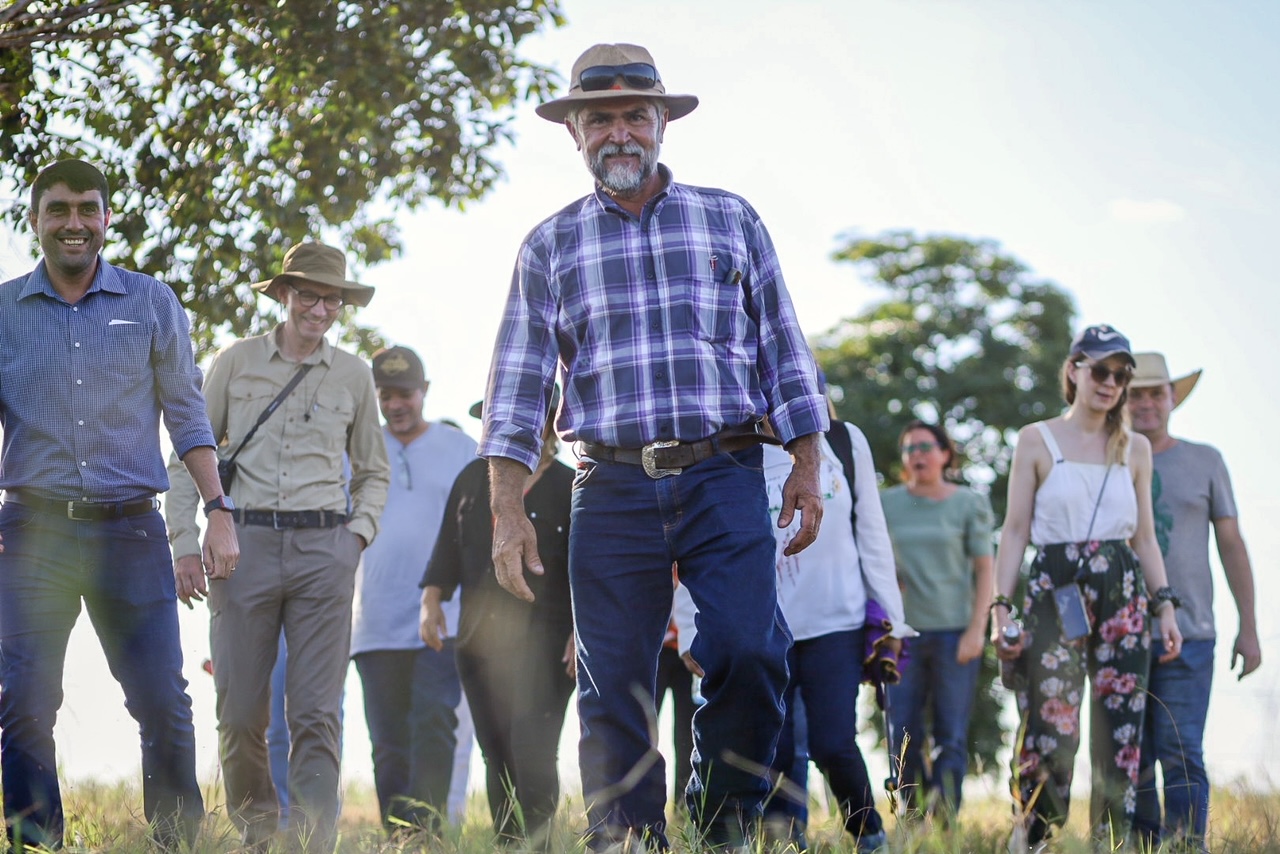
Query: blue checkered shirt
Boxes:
[
  {"xmin": 479, "ymin": 167, "xmax": 828, "ymax": 470},
  {"xmin": 0, "ymin": 258, "xmax": 215, "ymax": 500}
]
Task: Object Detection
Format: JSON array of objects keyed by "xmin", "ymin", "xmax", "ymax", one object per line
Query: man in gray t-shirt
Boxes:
[{"xmin": 1126, "ymin": 352, "xmax": 1261, "ymax": 850}]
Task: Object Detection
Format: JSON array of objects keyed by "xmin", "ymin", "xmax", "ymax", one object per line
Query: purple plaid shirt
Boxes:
[{"xmin": 479, "ymin": 166, "xmax": 827, "ymax": 470}]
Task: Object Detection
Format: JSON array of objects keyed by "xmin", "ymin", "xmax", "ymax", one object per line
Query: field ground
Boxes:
[{"xmin": 43, "ymin": 777, "xmax": 1280, "ymax": 852}]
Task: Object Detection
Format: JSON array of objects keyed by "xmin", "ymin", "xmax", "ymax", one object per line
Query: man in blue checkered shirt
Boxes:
[
  {"xmin": 0, "ymin": 159, "xmax": 239, "ymax": 850},
  {"xmin": 480, "ymin": 44, "xmax": 828, "ymax": 852}
]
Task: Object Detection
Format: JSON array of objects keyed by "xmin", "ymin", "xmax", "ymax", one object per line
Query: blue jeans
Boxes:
[
  {"xmin": 885, "ymin": 629, "xmax": 981, "ymax": 815},
  {"xmin": 771, "ymin": 630, "xmax": 883, "ymax": 840},
  {"xmin": 570, "ymin": 447, "xmax": 790, "ymax": 848},
  {"xmin": 0, "ymin": 504, "xmax": 203, "ymax": 848},
  {"xmin": 268, "ymin": 631, "xmax": 290, "ymax": 824},
  {"xmin": 1135, "ymin": 638, "xmax": 1214, "ymax": 847},
  {"xmin": 354, "ymin": 644, "xmax": 461, "ymax": 831}
]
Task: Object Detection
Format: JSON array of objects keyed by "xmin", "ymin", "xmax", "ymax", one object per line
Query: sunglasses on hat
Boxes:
[
  {"xmin": 578, "ymin": 63, "xmax": 660, "ymax": 92},
  {"xmin": 1074, "ymin": 361, "xmax": 1133, "ymax": 386}
]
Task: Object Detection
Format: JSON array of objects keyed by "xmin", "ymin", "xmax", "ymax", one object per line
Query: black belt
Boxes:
[
  {"xmin": 580, "ymin": 423, "xmax": 779, "ymax": 479},
  {"xmin": 233, "ymin": 509, "xmax": 348, "ymax": 529},
  {"xmin": 7, "ymin": 492, "xmax": 159, "ymax": 521}
]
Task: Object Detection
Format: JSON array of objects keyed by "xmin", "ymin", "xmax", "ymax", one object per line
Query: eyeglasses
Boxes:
[
  {"xmin": 1074, "ymin": 361, "xmax": 1133, "ymax": 386},
  {"xmin": 286, "ymin": 283, "xmax": 345, "ymax": 311},
  {"xmin": 397, "ymin": 448, "xmax": 412, "ymax": 491},
  {"xmin": 901, "ymin": 442, "xmax": 939, "ymax": 455},
  {"xmin": 578, "ymin": 63, "xmax": 660, "ymax": 92}
]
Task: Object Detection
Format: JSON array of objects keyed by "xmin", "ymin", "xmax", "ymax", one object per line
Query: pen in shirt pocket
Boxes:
[{"xmin": 710, "ymin": 254, "xmax": 742, "ymax": 285}]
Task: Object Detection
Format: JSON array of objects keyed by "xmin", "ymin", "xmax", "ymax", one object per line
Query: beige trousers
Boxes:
[{"xmin": 209, "ymin": 523, "xmax": 362, "ymax": 852}]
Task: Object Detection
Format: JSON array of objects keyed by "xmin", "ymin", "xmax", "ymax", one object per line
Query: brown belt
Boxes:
[{"xmin": 580, "ymin": 423, "xmax": 780, "ymax": 479}]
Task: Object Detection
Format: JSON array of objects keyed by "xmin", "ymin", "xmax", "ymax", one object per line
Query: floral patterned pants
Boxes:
[{"xmin": 1011, "ymin": 540, "xmax": 1152, "ymax": 846}]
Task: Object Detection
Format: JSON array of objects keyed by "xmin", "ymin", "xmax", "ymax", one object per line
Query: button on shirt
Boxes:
[
  {"xmin": 0, "ymin": 259, "xmax": 214, "ymax": 500},
  {"xmin": 165, "ymin": 329, "xmax": 390, "ymax": 559},
  {"xmin": 479, "ymin": 166, "xmax": 827, "ymax": 471}
]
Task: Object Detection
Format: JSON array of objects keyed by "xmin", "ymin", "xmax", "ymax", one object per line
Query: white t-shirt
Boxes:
[{"xmin": 350, "ymin": 422, "xmax": 477, "ymax": 654}]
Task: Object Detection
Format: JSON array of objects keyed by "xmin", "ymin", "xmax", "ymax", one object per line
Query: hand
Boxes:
[
  {"xmin": 1232, "ymin": 629, "xmax": 1262, "ymax": 680},
  {"xmin": 778, "ymin": 441, "xmax": 823, "ymax": 556},
  {"xmin": 418, "ymin": 597, "xmax": 447, "ymax": 651},
  {"xmin": 174, "ymin": 554, "xmax": 207, "ymax": 609},
  {"xmin": 956, "ymin": 627, "xmax": 985, "ymax": 664},
  {"xmin": 1156, "ymin": 606, "xmax": 1183, "ymax": 663},
  {"xmin": 562, "ymin": 633, "xmax": 577, "ymax": 679},
  {"xmin": 201, "ymin": 510, "xmax": 239, "ymax": 581},
  {"xmin": 992, "ymin": 611, "xmax": 1023, "ymax": 661},
  {"xmin": 492, "ymin": 509, "xmax": 543, "ymax": 603},
  {"xmin": 680, "ymin": 651, "xmax": 704, "ymax": 678}
]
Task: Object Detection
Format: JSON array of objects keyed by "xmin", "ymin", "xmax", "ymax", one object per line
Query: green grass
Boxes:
[{"xmin": 38, "ymin": 778, "xmax": 1280, "ymax": 852}]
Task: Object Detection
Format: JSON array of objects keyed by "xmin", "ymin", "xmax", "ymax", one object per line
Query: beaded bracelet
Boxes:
[
  {"xmin": 991, "ymin": 594, "xmax": 1016, "ymax": 614},
  {"xmin": 1151, "ymin": 585, "xmax": 1182, "ymax": 615}
]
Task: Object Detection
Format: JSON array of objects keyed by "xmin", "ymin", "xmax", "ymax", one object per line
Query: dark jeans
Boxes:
[
  {"xmin": 354, "ymin": 644, "xmax": 461, "ymax": 831},
  {"xmin": 770, "ymin": 630, "xmax": 883, "ymax": 841},
  {"xmin": 885, "ymin": 628, "xmax": 981, "ymax": 815},
  {"xmin": 0, "ymin": 504, "xmax": 203, "ymax": 848},
  {"xmin": 1134, "ymin": 638, "xmax": 1214, "ymax": 849},
  {"xmin": 570, "ymin": 447, "xmax": 790, "ymax": 849},
  {"xmin": 655, "ymin": 645, "xmax": 696, "ymax": 801},
  {"xmin": 456, "ymin": 599, "xmax": 574, "ymax": 842}
]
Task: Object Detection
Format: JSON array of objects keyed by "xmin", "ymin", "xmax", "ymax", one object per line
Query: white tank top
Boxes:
[{"xmin": 1029, "ymin": 422, "xmax": 1137, "ymax": 546}]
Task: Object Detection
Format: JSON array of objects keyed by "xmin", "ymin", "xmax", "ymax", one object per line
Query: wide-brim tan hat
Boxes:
[
  {"xmin": 1131, "ymin": 352, "xmax": 1202, "ymax": 409},
  {"xmin": 535, "ymin": 43, "xmax": 698, "ymax": 123},
  {"xmin": 251, "ymin": 241, "xmax": 376, "ymax": 308}
]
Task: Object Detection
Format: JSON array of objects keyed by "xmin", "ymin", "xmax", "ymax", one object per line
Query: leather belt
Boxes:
[
  {"xmin": 233, "ymin": 509, "xmax": 348, "ymax": 529},
  {"xmin": 580, "ymin": 423, "xmax": 780, "ymax": 479},
  {"xmin": 6, "ymin": 491, "xmax": 159, "ymax": 521}
]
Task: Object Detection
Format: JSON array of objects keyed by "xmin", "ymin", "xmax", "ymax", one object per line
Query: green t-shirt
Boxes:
[{"xmin": 881, "ymin": 485, "xmax": 994, "ymax": 631}]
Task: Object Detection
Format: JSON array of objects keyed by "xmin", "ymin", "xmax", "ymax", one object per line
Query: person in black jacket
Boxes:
[{"xmin": 420, "ymin": 407, "xmax": 574, "ymax": 845}]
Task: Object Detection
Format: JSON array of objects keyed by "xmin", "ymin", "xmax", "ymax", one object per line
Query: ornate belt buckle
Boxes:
[{"xmin": 641, "ymin": 440, "xmax": 682, "ymax": 479}]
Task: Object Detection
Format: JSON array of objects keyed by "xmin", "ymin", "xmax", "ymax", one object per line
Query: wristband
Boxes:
[
  {"xmin": 1150, "ymin": 585, "xmax": 1182, "ymax": 615},
  {"xmin": 991, "ymin": 594, "xmax": 1016, "ymax": 614}
]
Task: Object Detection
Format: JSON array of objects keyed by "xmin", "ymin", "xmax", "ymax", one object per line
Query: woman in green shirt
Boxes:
[{"xmin": 881, "ymin": 420, "xmax": 994, "ymax": 821}]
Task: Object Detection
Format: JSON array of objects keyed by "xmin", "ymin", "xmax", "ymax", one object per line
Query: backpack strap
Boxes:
[{"xmin": 825, "ymin": 421, "xmax": 857, "ymax": 538}]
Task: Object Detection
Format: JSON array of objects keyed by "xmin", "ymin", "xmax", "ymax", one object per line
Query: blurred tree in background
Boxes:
[
  {"xmin": 815, "ymin": 230, "xmax": 1076, "ymax": 778},
  {"xmin": 0, "ymin": 0, "xmax": 563, "ymax": 356}
]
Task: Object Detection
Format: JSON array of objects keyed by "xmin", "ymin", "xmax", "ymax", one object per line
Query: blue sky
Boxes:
[{"xmin": 3, "ymin": 0, "xmax": 1277, "ymax": 798}]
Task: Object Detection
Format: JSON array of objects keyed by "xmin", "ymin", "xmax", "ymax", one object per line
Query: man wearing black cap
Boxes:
[
  {"xmin": 349, "ymin": 346, "xmax": 477, "ymax": 833},
  {"xmin": 480, "ymin": 44, "xmax": 827, "ymax": 851},
  {"xmin": 166, "ymin": 241, "xmax": 389, "ymax": 851},
  {"xmin": 0, "ymin": 158, "xmax": 238, "ymax": 850}
]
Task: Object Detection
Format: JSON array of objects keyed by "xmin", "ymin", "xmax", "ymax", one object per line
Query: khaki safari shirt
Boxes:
[{"xmin": 166, "ymin": 327, "xmax": 390, "ymax": 558}]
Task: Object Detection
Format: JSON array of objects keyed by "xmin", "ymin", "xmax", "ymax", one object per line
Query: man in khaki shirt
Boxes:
[{"xmin": 167, "ymin": 242, "xmax": 390, "ymax": 852}]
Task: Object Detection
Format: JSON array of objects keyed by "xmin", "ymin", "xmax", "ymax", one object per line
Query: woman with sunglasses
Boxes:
[
  {"xmin": 991, "ymin": 324, "xmax": 1182, "ymax": 849},
  {"xmin": 881, "ymin": 421, "xmax": 994, "ymax": 823}
]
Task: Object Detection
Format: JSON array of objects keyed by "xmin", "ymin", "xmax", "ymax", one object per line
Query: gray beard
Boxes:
[{"xmin": 589, "ymin": 142, "xmax": 658, "ymax": 197}]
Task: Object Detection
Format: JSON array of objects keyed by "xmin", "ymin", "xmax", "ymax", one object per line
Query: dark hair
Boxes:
[
  {"xmin": 31, "ymin": 159, "xmax": 109, "ymax": 213},
  {"xmin": 897, "ymin": 420, "xmax": 958, "ymax": 482},
  {"xmin": 1061, "ymin": 352, "xmax": 1131, "ymax": 465}
]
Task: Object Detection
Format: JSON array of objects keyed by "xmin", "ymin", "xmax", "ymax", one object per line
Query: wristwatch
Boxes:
[{"xmin": 204, "ymin": 495, "xmax": 236, "ymax": 517}]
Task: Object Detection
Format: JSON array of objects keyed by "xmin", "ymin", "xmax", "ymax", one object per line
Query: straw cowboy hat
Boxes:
[
  {"xmin": 251, "ymin": 241, "xmax": 376, "ymax": 308},
  {"xmin": 1130, "ymin": 352, "xmax": 1202, "ymax": 409},
  {"xmin": 535, "ymin": 43, "xmax": 698, "ymax": 123}
]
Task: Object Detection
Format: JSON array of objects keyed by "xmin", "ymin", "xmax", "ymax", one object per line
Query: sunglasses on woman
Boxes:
[
  {"xmin": 1074, "ymin": 360, "xmax": 1133, "ymax": 386},
  {"xmin": 901, "ymin": 441, "xmax": 939, "ymax": 455}
]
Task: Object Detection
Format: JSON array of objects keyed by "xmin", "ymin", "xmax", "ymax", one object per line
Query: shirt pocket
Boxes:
[
  {"xmin": 310, "ymin": 385, "xmax": 356, "ymax": 457},
  {"xmin": 225, "ymin": 377, "xmax": 282, "ymax": 446},
  {"xmin": 673, "ymin": 277, "xmax": 749, "ymax": 346}
]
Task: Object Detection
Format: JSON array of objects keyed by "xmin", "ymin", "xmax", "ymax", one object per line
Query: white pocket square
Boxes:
[{"xmin": 108, "ymin": 319, "xmax": 140, "ymax": 326}]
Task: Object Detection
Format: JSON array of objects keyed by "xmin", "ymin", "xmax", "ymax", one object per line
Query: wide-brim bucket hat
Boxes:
[
  {"xmin": 535, "ymin": 43, "xmax": 698, "ymax": 123},
  {"xmin": 251, "ymin": 241, "xmax": 376, "ymax": 308},
  {"xmin": 1130, "ymin": 352, "xmax": 1202, "ymax": 409}
]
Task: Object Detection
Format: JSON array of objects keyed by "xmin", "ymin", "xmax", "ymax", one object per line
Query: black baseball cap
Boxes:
[
  {"xmin": 372, "ymin": 346, "xmax": 426, "ymax": 390},
  {"xmin": 1069, "ymin": 324, "xmax": 1135, "ymax": 365}
]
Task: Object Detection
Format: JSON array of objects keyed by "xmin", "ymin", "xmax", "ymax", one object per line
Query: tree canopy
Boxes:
[
  {"xmin": 815, "ymin": 230, "xmax": 1077, "ymax": 776},
  {"xmin": 1, "ymin": 0, "xmax": 563, "ymax": 355}
]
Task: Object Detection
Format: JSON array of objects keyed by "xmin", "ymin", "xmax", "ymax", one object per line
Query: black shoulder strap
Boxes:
[
  {"xmin": 223, "ymin": 363, "xmax": 314, "ymax": 466},
  {"xmin": 824, "ymin": 420, "xmax": 857, "ymax": 538}
]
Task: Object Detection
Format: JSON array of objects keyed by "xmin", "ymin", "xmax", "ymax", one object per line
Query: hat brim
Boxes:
[
  {"xmin": 251, "ymin": 273, "xmax": 375, "ymax": 308},
  {"xmin": 535, "ymin": 91, "xmax": 699, "ymax": 123},
  {"xmin": 1077, "ymin": 347, "xmax": 1136, "ymax": 366},
  {"xmin": 1131, "ymin": 369, "xmax": 1202, "ymax": 409}
]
